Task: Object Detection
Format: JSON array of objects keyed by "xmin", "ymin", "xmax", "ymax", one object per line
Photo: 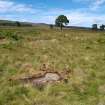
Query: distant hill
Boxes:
[
  {"xmin": 0, "ymin": 20, "xmax": 50, "ymax": 27},
  {"xmin": 32, "ymin": 23, "xmax": 49, "ymax": 26},
  {"xmin": 0, "ymin": 20, "xmax": 33, "ymax": 27},
  {"xmin": 65, "ymin": 26, "xmax": 91, "ymax": 30},
  {"xmin": 0, "ymin": 20, "xmax": 92, "ymax": 30}
]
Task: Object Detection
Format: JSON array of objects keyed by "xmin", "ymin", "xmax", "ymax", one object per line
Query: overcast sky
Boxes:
[{"xmin": 0, "ymin": 0, "xmax": 105, "ymax": 27}]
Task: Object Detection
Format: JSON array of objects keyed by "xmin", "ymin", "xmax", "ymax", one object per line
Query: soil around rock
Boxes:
[
  {"xmin": 31, "ymin": 72, "xmax": 61, "ymax": 86},
  {"xmin": 10, "ymin": 68, "xmax": 72, "ymax": 87}
]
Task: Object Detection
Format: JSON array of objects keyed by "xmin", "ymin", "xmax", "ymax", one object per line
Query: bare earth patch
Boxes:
[
  {"xmin": 9, "ymin": 64, "xmax": 72, "ymax": 87},
  {"xmin": 0, "ymin": 39, "xmax": 10, "ymax": 45},
  {"xmin": 20, "ymin": 72, "xmax": 62, "ymax": 86}
]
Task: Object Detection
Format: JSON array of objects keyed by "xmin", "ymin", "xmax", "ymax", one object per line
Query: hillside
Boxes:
[
  {"xmin": 0, "ymin": 20, "xmax": 33, "ymax": 26},
  {"xmin": 0, "ymin": 26, "xmax": 105, "ymax": 105},
  {"xmin": 0, "ymin": 20, "xmax": 92, "ymax": 30}
]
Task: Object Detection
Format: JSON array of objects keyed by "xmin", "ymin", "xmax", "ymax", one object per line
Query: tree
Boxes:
[
  {"xmin": 100, "ymin": 24, "xmax": 105, "ymax": 31},
  {"xmin": 49, "ymin": 24, "xmax": 53, "ymax": 29},
  {"xmin": 16, "ymin": 21, "xmax": 21, "ymax": 27},
  {"xmin": 92, "ymin": 24, "xmax": 98, "ymax": 30},
  {"xmin": 55, "ymin": 15, "xmax": 69, "ymax": 30}
]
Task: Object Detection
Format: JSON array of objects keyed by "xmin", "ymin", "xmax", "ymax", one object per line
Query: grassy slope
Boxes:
[{"xmin": 0, "ymin": 26, "xmax": 105, "ymax": 105}]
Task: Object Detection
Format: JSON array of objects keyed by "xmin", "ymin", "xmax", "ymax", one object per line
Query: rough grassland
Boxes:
[{"xmin": 0, "ymin": 26, "xmax": 105, "ymax": 105}]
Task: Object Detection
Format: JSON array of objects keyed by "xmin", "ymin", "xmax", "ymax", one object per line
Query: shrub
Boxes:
[
  {"xmin": 100, "ymin": 24, "xmax": 105, "ymax": 31},
  {"xmin": 92, "ymin": 24, "xmax": 98, "ymax": 30},
  {"xmin": 0, "ymin": 31, "xmax": 22, "ymax": 41},
  {"xmin": 0, "ymin": 31, "xmax": 5, "ymax": 39},
  {"xmin": 50, "ymin": 24, "xmax": 54, "ymax": 29}
]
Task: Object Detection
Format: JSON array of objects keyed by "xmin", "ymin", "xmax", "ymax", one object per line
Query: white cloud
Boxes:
[
  {"xmin": 0, "ymin": 0, "xmax": 36, "ymax": 13},
  {"xmin": 73, "ymin": 0, "xmax": 105, "ymax": 11},
  {"xmin": 30, "ymin": 9, "xmax": 105, "ymax": 27},
  {"xmin": 0, "ymin": 0, "xmax": 105, "ymax": 27},
  {"xmin": 1, "ymin": 7, "xmax": 105, "ymax": 27},
  {"xmin": 90, "ymin": 0, "xmax": 105, "ymax": 10}
]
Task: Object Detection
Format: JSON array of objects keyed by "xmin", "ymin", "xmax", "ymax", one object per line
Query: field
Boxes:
[{"xmin": 0, "ymin": 26, "xmax": 105, "ymax": 105}]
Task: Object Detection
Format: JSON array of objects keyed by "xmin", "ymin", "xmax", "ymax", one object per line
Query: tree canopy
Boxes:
[
  {"xmin": 100, "ymin": 24, "xmax": 105, "ymax": 31},
  {"xmin": 92, "ymin": 24, "xmax": 98, "ymax": 30},
  {"xmin": 55, "ymin": 15, "xmax": 69, "ymax": 30}
]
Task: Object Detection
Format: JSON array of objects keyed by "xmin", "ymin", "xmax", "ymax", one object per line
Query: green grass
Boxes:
[{"xmin": 0, "ymin": 26, "xmax": 105, "ymax": 105}]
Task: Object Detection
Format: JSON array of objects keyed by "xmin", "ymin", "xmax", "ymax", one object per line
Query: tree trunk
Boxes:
[{"xmin": 60, "ymin": 23, "xmax": 63, "ymax": 30}]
